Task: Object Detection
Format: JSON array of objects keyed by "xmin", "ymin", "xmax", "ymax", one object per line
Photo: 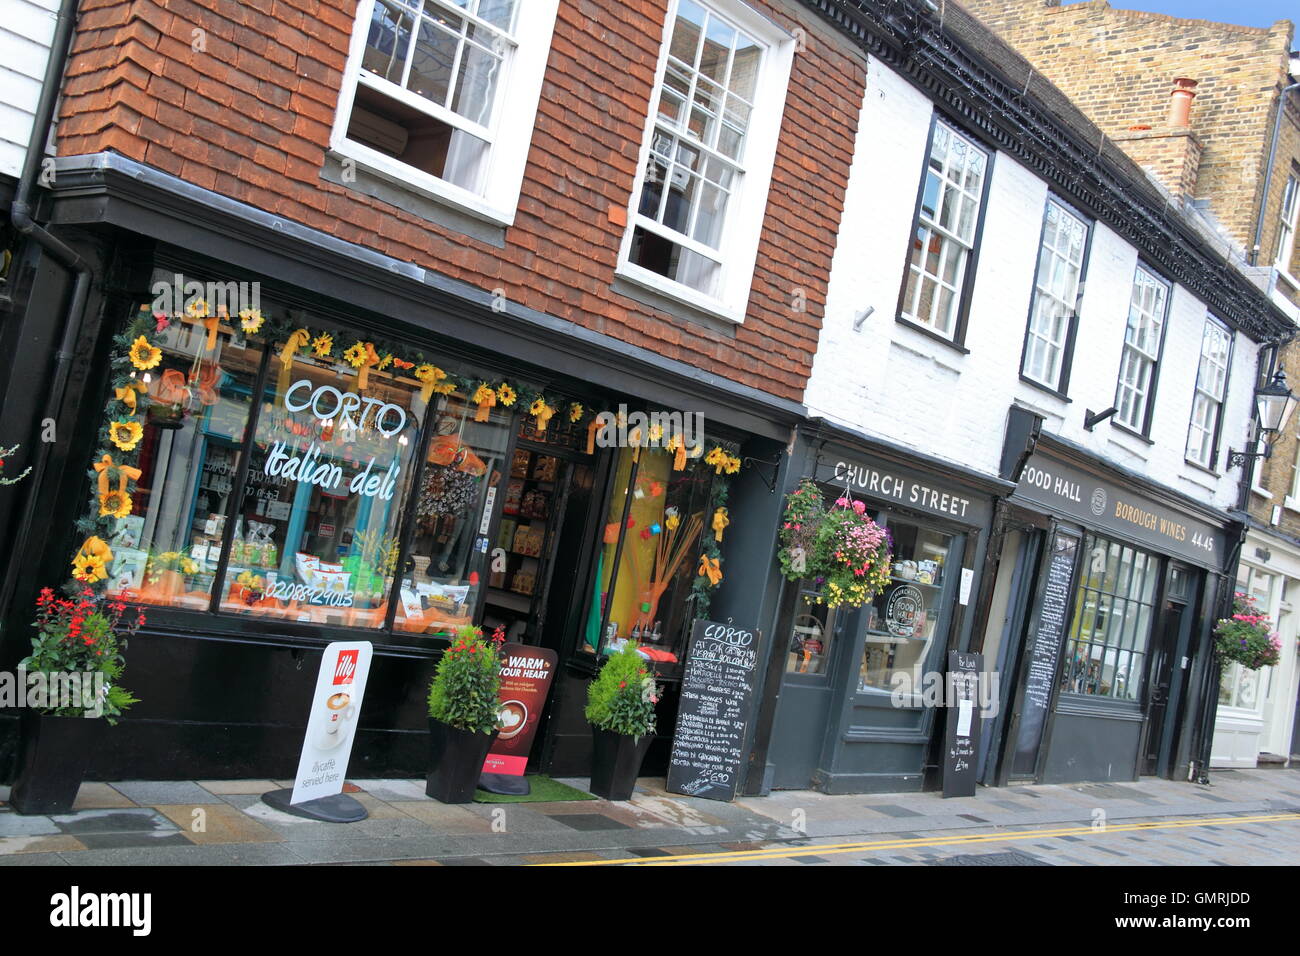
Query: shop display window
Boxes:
[
  {"xmin": 787, "ymin": 590, "xmax": 835, "ymax": 676},
  {"xmin": 1061, "ymin": 534, "xmax": 1159, "ymax": 700},
  {"xmin": 393, "ymin": 390, "xmax": 512, "ymax": 637},
  {"xmin": 104, "ymin": 319, "xmax": 262, "ymax": 609},
  {"xmin": 858, "ymin": 517, "xmax": 954, "ymax": 695},
  {"xmin": 581, "ymin": 441, "xmax": 723, "ymax": 672},
  {"xmin": 217, "ymin": 345, "xmax": 425, "ymax": 628}
]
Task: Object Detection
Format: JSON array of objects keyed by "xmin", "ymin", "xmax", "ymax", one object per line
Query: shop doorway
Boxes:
[
  {"xmin": 1141, "ymin": 562, "xmax": 1196, "ymax": 777},
  {"xmin": 768, "ymin": 584, "xmax": 846, "ymax": 789}
]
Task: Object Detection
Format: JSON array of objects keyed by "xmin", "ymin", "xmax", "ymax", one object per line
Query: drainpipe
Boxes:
[
  {"xmin": 1251, "ymin": 79, "xmax": 1300, "ymax": 267},
  {"xmin": 1, "ymin": 0, "xmax": 89, "ymax": 616}
]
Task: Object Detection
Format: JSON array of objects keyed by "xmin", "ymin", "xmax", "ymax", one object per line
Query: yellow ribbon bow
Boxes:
[
  {"xmin": 712, "ymin": 507, "xmax": 729, "ymax": 543},
  {"xmin": 115, "ymin": 380, "xmax": 147, "ymax": 414},
  {"xmin": 94, "ymin": 454, "xmax": 140, "ymax": 498},
  {"xmin": 277, "ymin": 329, "xmax": 311, "ymax": 397},
  {"xmin": 586, "ymin": 418, "xmax": 601, "ymax": 455},
  {"xmin": 356, "ymin": 343, "xmax": 381, "ymax": 392},
  {"xmin": 204, "ymin": 306, "xmax": 223, "ymax": 351},
  {"xmin": 698, "ymin": 554, "xmax": 722, "ymax": 587},
  {"xmin": 667, "ymin": 434, "xmax": 688, "ymax": 471},
  {"xmin": 532, "ymin": 402, "xmax": 555, "ymax": 433},
  {"xmin": 473, "ymin": 384, "xmax": 496, "ymax": 422}
]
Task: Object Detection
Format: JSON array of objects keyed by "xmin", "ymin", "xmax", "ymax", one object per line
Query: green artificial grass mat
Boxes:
[{"xmin": 473, "ymin": 775, "xmax": 597, "ymax": 803}]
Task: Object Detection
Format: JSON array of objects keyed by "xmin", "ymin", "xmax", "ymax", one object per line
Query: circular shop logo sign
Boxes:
[
  {"xmin": 886, "ymin": 584, "xmax": 924, "ymax": 639},
  {"xmin": 1090, "ymin": 487, "xmax": 1107, "ymax": 517}
]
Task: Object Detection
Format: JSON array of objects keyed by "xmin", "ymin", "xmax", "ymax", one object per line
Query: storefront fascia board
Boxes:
[
  {"xmin": 1008, "ymin": 431, "xmax": 1236, "ymax": 571},
  {"xmin": 44, "ymin": 152, "xmax": 806, "ymax": 441},
  {"xmin": 798, "ymin": 418, "xmax": 1015, "ymax": 525},
  {"xmin": 1242, "ymin": 524, "xmax": 1300, "ymax": 581}
]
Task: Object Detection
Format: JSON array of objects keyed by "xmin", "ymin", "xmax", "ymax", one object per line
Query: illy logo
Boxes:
[{"xmin": 333, "ymin": 650, "xmax": 358, "ymax": 685}]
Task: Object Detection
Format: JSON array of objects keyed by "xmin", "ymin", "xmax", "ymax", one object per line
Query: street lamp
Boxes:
[{"xmin": 1227, "ymin": 368, "xmax": 1300, "ymax": 467}]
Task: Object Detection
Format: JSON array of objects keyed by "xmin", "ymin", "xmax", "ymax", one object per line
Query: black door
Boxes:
[
  {"xmin": 768, "ymin": 586, "xmax": 847, "ymax": 789},
  {"xmin": 1141, "ymin": 563, "xmax": 1194, "ymax": 777}
]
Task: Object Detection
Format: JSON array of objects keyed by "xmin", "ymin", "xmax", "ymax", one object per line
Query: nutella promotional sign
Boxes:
[{"xmin": 290, "ymin": 641, "xmax": 373, "ymax": 805}]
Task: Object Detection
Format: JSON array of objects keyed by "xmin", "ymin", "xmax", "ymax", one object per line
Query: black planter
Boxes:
[
  {"xmin": 10, "ymin": 711, "xmax": 105, "ymax": 815},
  {"xmin": 426, "ymin": 719, "xmax": 498, "ymax": 804},
  {"xmin": 589, "ymin": 727, "xmax": 653, "ymax": 801}
]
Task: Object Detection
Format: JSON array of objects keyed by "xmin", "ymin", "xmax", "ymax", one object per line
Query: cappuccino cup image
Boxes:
[
  {"xmin": 498, "ymin": 700, "xmax": 528, "ymax": 739},
  {"xmin": 324, "ymin": 692, "xmax": 355, "ymax": 735}
]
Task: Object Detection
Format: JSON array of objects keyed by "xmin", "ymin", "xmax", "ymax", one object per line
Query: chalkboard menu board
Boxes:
[
  {"xmin": 1011, "ymin": 531, "xmax": 1078, "ymax": 777},
  {"xmin": 942, "ymin": 651, "xmax": 983, "ymax": 798},
  {"xmin": 667, "ymin": 619, "xmax": 759, "ymax": 802}
]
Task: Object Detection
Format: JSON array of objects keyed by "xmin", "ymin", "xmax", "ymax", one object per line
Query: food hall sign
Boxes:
[{"xmin": 1014, "ymin": 451, "xmax": 1226, "ymax": 566}]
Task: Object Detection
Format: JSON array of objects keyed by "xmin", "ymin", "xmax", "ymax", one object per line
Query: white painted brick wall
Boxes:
[
  {"xmin": 0, "ymin": 0, "xmax": 59, "ymax": 178},
  {"xmin": 805, "ymin": 54, "xmax": 1259, "ymax": 512}
]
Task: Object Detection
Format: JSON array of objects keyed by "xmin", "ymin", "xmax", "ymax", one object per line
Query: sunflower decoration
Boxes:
[
  {"xmin": 128, "ymin": 335, "xmax": 163, "ymax": 371},
  {"xmin": 81, "ymin": 536, "xmax": 113, "ymax": 562},
  {"xmin": 99, "ymin": 488, "xmax": 133, "ymax": 519},
  {"xmin": 71, "ymin": 551, "xmax": 107, "ymax": 584},
  {"xmin": 377, "ymin": 353, "xmax": 394, "ymax": 371},
  {"xmin": 496, "ymin": 383, "xmax": 517, "ymax": 407},
  {"xmin": 343, "ymin": 342, "xmax": 368, "ymax": 368},
  {"xmin": 529, "ymin": 397, "xmax": 556, "ymax": 432},
  {"xmin": 109, "ymin": 420, "xmax": 144, "ymax": 452},
  {"xmin": 238, "ymin": 308, "xmax": 265, "ymax": 334},
  {"xmin": 569, "ymin": 402, "xmax": 584, "ymax": 423},
  {"xmin": 704, "ymin": 446, "xmax": 740, "ymax": 475},
  {"xmin": 185, "ymin": 298, "xmax": 211, "ymax": 319},
  {"xmin": 312, "ymin": 332, "xmax": 334, "ymax": 358},
  {"xmin": 648, "ymin": 423, "xmax": 664, "ymax": 444}
]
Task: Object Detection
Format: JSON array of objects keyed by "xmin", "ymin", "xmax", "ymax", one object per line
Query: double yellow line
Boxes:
[{"xmin": 535, "ymin": 811, "xmax": 1300, "ymax": 865}]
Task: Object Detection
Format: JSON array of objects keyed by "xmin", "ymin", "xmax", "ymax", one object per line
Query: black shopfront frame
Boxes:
[
  {"xmin": 988, "ymin": 421, "xmax": 1233, "ymax": 786},
  {"xmin": 0, "ymin": 221, "xmax": 796, "ymax": 782},
  {"xmin": 753, "ymin": 424, "xmax": 1006, "ymax": 795}
]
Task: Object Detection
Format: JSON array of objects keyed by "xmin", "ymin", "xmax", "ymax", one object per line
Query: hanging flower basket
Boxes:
[
  {"xmin": 777, "ymin": 480, "xmax": 892, "ymax": 609},
  {"xmin": 1214, "ymin": 592, "xmax": 1281, "ymax": 670}
]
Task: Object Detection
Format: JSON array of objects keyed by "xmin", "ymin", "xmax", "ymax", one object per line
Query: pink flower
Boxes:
[{"xmin": 852, "ymin": 501, "xmax": 866, "ymax": 515}]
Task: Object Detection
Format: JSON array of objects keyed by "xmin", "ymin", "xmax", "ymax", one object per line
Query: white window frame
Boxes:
[
  {"xmin": 329, "ymin": 0, "xmax": 559, "ymax": 227},
  {"xmin": 1277, "ymin": 173, "xmax": 1298, "ymax": 277},
  {"xmin": 899, "ymin": 118, "xmax": 989, "ymax": 340},
  {"xmin": 614, "ymin": 0, "xmax": 795, "ymax": 324},
  {"xmin": 1185, "ymin": 315, "xmax": 1232, "ymax": 470},
  {"xmin": 1021, "ymin": 198, "xmax": 1089, "ymax": 392},
  {"xmin": 1284, "ymin": 430, "xmax": 1300, "ymax": 509},
  {"xmin": 1113, "ymin": 264, "xmax": 1169, "ymax": 434}
]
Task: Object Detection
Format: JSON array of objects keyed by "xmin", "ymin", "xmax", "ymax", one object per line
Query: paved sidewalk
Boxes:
[{"xmin": 1, "ymin": 768, "xmax": 1298, "ymax": 865}]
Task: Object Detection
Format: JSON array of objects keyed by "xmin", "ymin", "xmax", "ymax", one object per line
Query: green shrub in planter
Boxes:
[
  {"xmin": 427, "ymin": 625, "xmax": 503, "ymax": 733},
  {"xmin": 585, "ymin": 642, "xmax": 658, "ymax": 739}
]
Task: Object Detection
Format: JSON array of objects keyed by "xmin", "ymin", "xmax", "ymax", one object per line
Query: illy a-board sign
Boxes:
[
  {"xmin": 1014, "ymin": 450, "xmax": 1226, "ymax": 567},
  {"xmin": 667, "ymin": 619, "xmax": 760, "ymax": 802},
  {"xmin": 290, "ymin": 641, "xmax": 373, "ymax": 805}
]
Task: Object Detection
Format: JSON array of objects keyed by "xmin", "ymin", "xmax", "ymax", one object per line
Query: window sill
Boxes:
[
  {"xmin": 894, "ymin": 316, "xmax": 970, "ymax": 354},
  {"xmin": 613, "ymin": 262, "xmax": 745, "ymax": 326},
  {"xmin": 327, "ymin": 140, "xmax": 516, "ymax": 234},
  {"xmin": 1110, "ymin": 420, "xmax": 1154, "ymax": 446},
  {"xmin": 1018, "ymin": 374, "xmax": 1072, "ymax": 403},
  {"xmin": 1183, "ymin": 458, "xmax": 1221, "ymax": 480},
  {"xmin": 1251, "ymin": 485, "xmax": 1273, "ymax": 499},
  {"xmin": 1282, "ymin": 497, "xmax": 1300, "ymax": 513}
]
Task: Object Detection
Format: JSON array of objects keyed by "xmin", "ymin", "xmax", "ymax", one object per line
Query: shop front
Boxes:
[
  {"xmin": 0, "ymin": 203, "xmax": 800, "ymax": 782},
  {"xmin": 745, "ymin": 420, "xmax": 1008, "ymax": 795},
  {"xmin": 980, "ymin": 409, "xmax": 1233, "ymax": 786}
]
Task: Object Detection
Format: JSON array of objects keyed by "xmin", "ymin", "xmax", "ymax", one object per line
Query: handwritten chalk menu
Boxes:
[
  {"xmin": 667, "ymin": 619, "xmax": 760, "ymax": 802},
  {"xmin": 1011, "ymin": 531, "xmax": 1078, "ymax": 777},
  {"xmin": 942, "ymin": 651, "xmax": 983, "ymax": 798}
]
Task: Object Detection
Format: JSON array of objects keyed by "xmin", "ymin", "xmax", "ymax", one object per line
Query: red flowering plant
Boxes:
[
  {"xmin": 426, "ymin": 625, "xmax": 503, "ymax": 734},
  {"xmin": 811, "ymin": 496, "xmax": 893, "ymax": 608},
  {"xmin": 1214, "ymin": 592, "xmax": 1282, "ymax": 670},
  {"xmin": 20, "ymin": 586, "xmax": 143, "ymax": 722},
  {"xmin": 585, "ymin": 642, "xmax": 658, "ymax": 739},
  {"xmin": 777, "ymin": 479, "xmax": 826, "ymax": 580}
]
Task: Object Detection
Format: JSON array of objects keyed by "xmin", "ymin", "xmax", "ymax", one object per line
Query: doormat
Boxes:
[{"xmin": 473, "ymin": 776, "xmax": 597, "ymax": 804}]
